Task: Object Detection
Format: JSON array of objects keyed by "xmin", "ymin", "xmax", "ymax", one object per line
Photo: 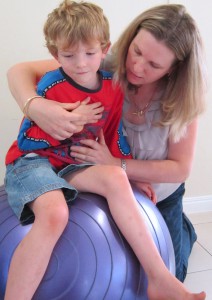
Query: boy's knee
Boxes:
[
  {"xmin": 43, "ymin": 203, "xmax": 69, "ymax": 235},
  {"xmin": 103, "ymin": 166, "xmax": 128, "ymax": 188},
  {"xmin": 111, "ymin": 165, "xmax": 128, "ymax": 181}
]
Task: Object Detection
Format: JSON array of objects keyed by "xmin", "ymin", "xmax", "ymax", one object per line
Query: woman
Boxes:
[{"xmin": 7, "ymin": 3, "xmax": 206, "ymax": 286}]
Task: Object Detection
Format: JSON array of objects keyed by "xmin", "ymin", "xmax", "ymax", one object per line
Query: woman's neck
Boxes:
[
  {"xmin": 127, "ymin": 78, "xmax": 166, "ymax": 102},
  {"xmin": 124, "ymin": 80, "xmax": 164, "ymax": 125}
]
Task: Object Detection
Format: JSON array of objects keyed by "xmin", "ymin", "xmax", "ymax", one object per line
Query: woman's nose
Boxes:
[{"xmin": 133, "ymin": 57, "xmax": 146, "ymax": 73}]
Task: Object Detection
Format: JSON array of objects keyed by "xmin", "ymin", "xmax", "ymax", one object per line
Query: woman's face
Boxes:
[{"xmin": 126, "ymin": 29, "xmax": 176, "ymax": 86}]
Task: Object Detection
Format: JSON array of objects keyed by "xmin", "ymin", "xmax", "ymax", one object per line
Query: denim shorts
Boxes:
[{"xmin": 5, "ymin": 154, "xmax": 93, "ymax": 225}]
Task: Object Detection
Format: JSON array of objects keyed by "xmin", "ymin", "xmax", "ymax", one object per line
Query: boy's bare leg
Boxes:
[
  {"xmin": 4, "ymin": 189, "xmax": 69, "ymax": 300},
  {"xmin": 65, "ymin": 165, "xmax": 206, "ymax": 300}
]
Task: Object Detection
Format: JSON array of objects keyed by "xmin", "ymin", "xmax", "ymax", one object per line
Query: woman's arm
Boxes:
[
  {"xmin": 70, "ymin": 120, "xmax": 198, "ymax": 183},
  {"xmin": 7, "ymin": 59, "xmax": 103, "ymax": 139},
  {"xmin": 126, "ymin": 119, "xmax": 198, "ymax": 183},
  {"xmin": 7, "ymin": 59, "xmax": 59, "ymax": 110}
]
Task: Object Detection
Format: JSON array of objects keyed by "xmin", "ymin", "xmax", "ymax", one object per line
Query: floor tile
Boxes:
[
  {"xmin": 185, "ymin": 212, "xmax": 212, "ymax": 300},
  {"xmin": 188, "ymin": 211, "xmax": 212, "ymax": 225},
  {"xmin": 194, "ymin": 223, "xmax": 212, "ymax": 255},
  {"xmin": 187, "ymin": 242, "xmax": 212, "ymax": 273},
  {"xmin": 184, "ymin": 270, "xmax": 212, "ymax": 299}
]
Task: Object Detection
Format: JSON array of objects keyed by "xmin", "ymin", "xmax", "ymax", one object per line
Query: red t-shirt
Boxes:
[{"xmin": 6, "ymin": 68, "xmax": 131, "ymax": 170}]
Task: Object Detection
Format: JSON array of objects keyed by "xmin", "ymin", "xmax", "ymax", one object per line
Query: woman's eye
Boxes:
[
  {"xmin": 134, "ymin": 46, "xmax": 142, "ymax": 56},
  {"xmin": 150, "ymin": 62, "xmax": 161, "ymax": 69}
]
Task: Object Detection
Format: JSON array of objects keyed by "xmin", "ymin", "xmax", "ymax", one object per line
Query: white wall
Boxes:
[
  {"xmin": 0, "ymin": 1, "xmax": 212, "ymax": 206},
  {"xmin": 169, "ymin": 0, "xmax": 212, "ymax": 198}
]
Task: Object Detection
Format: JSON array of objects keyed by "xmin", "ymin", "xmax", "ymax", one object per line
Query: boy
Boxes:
[{"xmin": 4, "ymin": 2, "xmax": 134, "ymax": 298}]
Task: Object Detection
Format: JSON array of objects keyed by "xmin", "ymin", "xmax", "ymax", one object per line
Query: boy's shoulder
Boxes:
[
  {"xmin": 37, "ymin": 68, "xmax": 65, "ymax": 92},
  {"xmin": 99, "ymin": 69, "xmax": 113, "ymax": 80},
  {"xmin": 39, "ymin": 68, "xmax": 64, "ymax": 82}
]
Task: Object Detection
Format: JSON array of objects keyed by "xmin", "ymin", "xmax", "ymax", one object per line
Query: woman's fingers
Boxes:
[
  {"xmin": 98, "ymin": 129, "xmax": 106, "ymax": 145},
  {"xmin": 29, "ymin": 97, "xmax": 104, "ymax": 140},
  {"xmin": 70, "ymin": 147, "xmax": 96, "ymax": 163},
  {"xmin": 70, "ymin": 141, "xmax": 99, "ymax": 159}
]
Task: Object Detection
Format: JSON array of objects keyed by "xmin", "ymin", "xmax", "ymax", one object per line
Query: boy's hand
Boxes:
[
  {"xmin": 28, "ymin": 97, "xmax": 103, "ymax": 139},
  {"xmin": 72, "ymin": 97, "xmax": 104, "ymax": 131}
]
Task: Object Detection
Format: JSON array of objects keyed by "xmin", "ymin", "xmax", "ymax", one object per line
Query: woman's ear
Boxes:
[{"xmin": 168, "ymin": 60, "xmax": 180, "ymax": 79}]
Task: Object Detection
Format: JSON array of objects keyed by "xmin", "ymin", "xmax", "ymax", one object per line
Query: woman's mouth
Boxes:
[{"xmin": 127, "ymin": 69, "xmax": 143, "ymax": 81}]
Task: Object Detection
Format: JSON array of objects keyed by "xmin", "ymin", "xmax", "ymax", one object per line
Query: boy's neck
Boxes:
[{"xmin": 60, "ymin": 67, "xmax": 101, "ymax": 91}]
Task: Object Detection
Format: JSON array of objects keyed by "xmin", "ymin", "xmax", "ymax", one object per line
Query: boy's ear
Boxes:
[
  {"xmin": 52, "ymin": 53, "xmax": 59, "ymax": 63},
  {"xmin": 103, "ymin": 42, "xmax": 111, "ymax": 55}
]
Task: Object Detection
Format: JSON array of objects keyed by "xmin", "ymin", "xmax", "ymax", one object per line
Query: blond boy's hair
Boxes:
[{"xmin": 44, "ymin": 0, "xmax": 110, "ymax": 56}]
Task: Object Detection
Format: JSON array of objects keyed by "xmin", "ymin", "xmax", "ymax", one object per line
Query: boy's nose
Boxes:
[{"xmin": 76, "ymin": 56, "xmax": 86, "ymax": 68}]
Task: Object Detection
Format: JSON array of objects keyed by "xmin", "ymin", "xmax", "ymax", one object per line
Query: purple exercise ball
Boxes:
[{"xmin": 0, "ymin": 185, "xmax": 175, "ymax": 299}]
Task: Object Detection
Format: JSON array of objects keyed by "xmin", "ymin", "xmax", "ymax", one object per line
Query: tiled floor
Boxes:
[{"xmin": 184, "ymin": 211, "xmax": 212, "ymax": 299}]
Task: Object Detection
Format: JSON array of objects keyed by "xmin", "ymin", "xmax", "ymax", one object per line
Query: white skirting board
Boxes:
[{"xmin": 183, "ymin": 195, "xmax": 212, "ymax": 214}]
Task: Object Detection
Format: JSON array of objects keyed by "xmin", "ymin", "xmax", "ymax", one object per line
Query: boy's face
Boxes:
[{"xmin": 55, "ymin": 41, "xmax": 108, "ymax": 89}]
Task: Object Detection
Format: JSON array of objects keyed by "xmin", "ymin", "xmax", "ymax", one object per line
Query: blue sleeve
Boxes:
[
  {"xmin": 17, "ymin": 119, "xmax": 51, "ymax": 151},
  {"xmin": 17, "ymin": 68, "xmax": 64, "ymax": 151},
  {"xmin": 117, "ymin": 120, "xmax": 131, "ymax": 155}
]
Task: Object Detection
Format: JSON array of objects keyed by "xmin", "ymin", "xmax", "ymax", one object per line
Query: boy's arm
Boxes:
[{"xmin": 17, "ymin": 117, "xmax": 61, "ymax": 152}]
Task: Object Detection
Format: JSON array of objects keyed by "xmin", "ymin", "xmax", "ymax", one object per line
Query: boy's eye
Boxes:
[{"xmin": 60, "ymin": 53, "xmax": 74, "ymax": 58}]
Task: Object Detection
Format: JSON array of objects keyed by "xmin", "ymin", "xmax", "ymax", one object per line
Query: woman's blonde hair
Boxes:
[
  {"xmin": 112, "ymin": 4, "xmax": 207, "ymax": 141},
  {"xmin": 44, "ymin": 0, "xmax": 110, "ymax": 56}
]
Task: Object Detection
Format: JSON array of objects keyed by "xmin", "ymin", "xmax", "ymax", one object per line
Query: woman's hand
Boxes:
[
  {"xmin": 70, "ymin": 129, "xmax": 118, "ymax": 165},
  {"xmin": 131, "ymin": 181, "xmax": 157, "ymax": 204},
  {"xmin": 28, "ymin": 97, "xmax": 103, "ymax": 140}
]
